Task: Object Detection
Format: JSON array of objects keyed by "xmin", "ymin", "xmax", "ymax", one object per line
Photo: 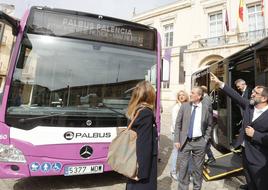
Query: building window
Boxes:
[
  {"xmin": 248, "ymin": 4, "xmax": 265, "ymax": 31},
  {"xmin": 163, "ymin": 24, "xmax": 173, "ymax": 47},
  {"xmin": 209, "ymin": 12, "xmax": 223, "ymax": 37},
  {"xmin": 247, "ymin": 4, "xmax": 265, "ymax": 41}
]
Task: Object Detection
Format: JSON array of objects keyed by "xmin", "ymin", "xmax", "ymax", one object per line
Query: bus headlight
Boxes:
[{"xmin": 0, "ymin": 144, "xmax": 26, "ymax": 163}]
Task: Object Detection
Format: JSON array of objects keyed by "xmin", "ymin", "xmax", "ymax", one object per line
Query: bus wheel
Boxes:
[{"xmin": 211, "ymin": 124, "xmax": 228, "ymax": 153}]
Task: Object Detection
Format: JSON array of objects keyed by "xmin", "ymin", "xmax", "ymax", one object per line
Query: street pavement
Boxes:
[{"xmin": 0, "ymin": 112, "xmax": 244, "ymax": 190}]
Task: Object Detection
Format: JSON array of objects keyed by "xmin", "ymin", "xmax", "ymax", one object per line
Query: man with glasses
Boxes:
[{"xmin": 211, "ymin": 72, "xmax": 268, "ymax": 190}]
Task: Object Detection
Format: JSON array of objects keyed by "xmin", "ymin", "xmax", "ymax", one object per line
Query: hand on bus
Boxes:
[
  {"xmin": 210, "ymin": 72, "xmax": 223, "ymax": 86},
  {"xmin": 245, "ymin": 126, "xmax": 255, "ymax": 137},
  {"xmin": 174, "ymin": 142, "xmax": 181, "ymax": 150}
]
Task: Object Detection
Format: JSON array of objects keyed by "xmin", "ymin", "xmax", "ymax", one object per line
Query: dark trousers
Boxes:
[
  {"xmin": 242, "ymin": 149, "xmax": 254, "ymax": 189},
  {"xmin": 206, "ymin": 142, "xmax": 214, "ymax": 159},
  {"xmin": 242, "ymin": 147, "xmax": 268, "ymax": 190},
  {"xmin": 178, "ymin": 137, "xmax": 206, "ymax": 190}
]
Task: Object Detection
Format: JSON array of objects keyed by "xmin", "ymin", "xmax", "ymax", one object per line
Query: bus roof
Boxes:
[{"xmin": 191, "ymin": 65, "xmax": 210, "ymax": 76}]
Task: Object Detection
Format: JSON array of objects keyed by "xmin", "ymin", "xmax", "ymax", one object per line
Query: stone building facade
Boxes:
[{"xmin": 132, "ymin": 0, "xmax": 267, "ymax": 112}]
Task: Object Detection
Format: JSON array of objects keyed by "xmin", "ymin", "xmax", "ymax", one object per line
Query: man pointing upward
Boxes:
[{"xmin": 210, "ymin": 72, "xmax": 268, "ymax": 190}]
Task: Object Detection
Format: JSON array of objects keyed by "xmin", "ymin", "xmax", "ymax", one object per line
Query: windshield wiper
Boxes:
[
  {"xmin": 102, "ymin": 103, "xmax": 126, "ymax": 117},
  {"xmin": 18, "ymin": 112, "xmax": 67, "ymax": 123}
]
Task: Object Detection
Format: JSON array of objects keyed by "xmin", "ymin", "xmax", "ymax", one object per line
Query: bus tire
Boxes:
[{"xmin": 211, "ymin": 123, "xmax": 228, "ymax": 153}]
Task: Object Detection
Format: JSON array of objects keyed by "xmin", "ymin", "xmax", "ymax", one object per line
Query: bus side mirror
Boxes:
[
  {"xmin": 16, "ymin": 46, "xmax": 26, "ymax": 69},
  {"xmin": 22, "ymin": 36, "xmax": 32, "ymax": 49},
  {"xmin": 16, "ymin": 36, "xmax": 32, "ymax": 69},
  {"xmin": 0, "ymin": 11, "xmax": 20, "ymax": 36}
]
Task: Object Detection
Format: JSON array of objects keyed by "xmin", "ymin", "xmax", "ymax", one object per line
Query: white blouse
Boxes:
[{"xmin": 171, "ymin": 102, "xmax": 181, "ymax": 133}]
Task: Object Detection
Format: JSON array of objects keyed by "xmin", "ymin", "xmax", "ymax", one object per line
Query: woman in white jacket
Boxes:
[{"xmin": 170, "ymin": 90, "xmax": 189, "ymax": 180}]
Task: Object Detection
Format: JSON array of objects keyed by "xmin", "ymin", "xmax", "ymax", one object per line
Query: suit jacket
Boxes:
[
  {"xmin": 202, "ymin": 94, "xmax": 212, "ymax": 110},
  {"xmin": 221, "ymin": 85, "xmax": 268, "ymax": 176},
  {"xmin": 242, "ymin": 86, "xmax": 252, "ymax": 100},
  {"xmin": 174, "ymin": 102, "xmax": 212, "ymax": 149}
]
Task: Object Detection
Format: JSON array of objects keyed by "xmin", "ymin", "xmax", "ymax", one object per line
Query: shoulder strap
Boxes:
[{"xmin": 127, "ymin": 109, "xmax": 143, "ymax": 130}]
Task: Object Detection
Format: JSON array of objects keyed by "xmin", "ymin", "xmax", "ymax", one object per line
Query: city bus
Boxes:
[
  {"xmin": 0, "ymin": 6, "xmax": 161, "ymax": 178},
  {"xmin": 192, "ymin": 36, "xmax": 268, "ymax": 179}
]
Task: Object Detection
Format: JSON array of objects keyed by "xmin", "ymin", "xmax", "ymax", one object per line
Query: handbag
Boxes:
[{"xmin": 107, "ymin": 109, "xmax": 142, "ymax": 180}]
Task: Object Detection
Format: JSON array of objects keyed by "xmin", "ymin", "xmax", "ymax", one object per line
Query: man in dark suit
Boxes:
[
  {"xmin": 235, "ymin": 79, "xmax": 252, "ymax": 99},
  {"xmin": 174, "ymin": 86, "xmax": 212, "ymax": 190},
  {"xmin": 234, "ymin": 80, "xmax": 252, "ymax": 189},
  {"xmin": 211, "ymin": 72, "xmax": 268, "ymax": 190}
]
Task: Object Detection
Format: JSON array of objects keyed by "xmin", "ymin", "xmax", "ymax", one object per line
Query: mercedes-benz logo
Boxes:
[
  {"xmin": 86, "ymin": 120, "xmax": 92, "ymax": 127},
  {"xmin": 80, "ymin": 145, "xmax": 93, "ymax": 159},
  {"xmin": 64, "ymin": 131, "xmax": 74, "ymax": 140}
]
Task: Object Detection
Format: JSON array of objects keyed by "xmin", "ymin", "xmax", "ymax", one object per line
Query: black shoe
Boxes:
[
  {"xmin": 239, "ymin": 184, "xmax": 248, "ymax": 189},
  {"xmin": 205, "ymin": 157, "xmax": 216, "ymax": 165}
]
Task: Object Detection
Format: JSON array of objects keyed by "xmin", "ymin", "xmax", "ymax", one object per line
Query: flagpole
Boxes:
[{"xmin": 225, "ymin": 0, "xmax": 230, "ymax": 33}]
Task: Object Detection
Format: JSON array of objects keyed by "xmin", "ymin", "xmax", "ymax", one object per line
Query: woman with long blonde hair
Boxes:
[
  {"xmin": 170, "ymin": 90, "xmax": 189, "ymax": 181},
  {"xmin": 126, "ymin": 81, "xmax": 158, "ymax": 190}
]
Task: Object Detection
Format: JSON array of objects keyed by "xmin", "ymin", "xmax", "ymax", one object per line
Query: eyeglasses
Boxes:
[{"xmin": 252, "ymin": 89, "xmax": 262, "ymax": 96}]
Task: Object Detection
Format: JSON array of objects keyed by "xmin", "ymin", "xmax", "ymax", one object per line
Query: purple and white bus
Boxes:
[{"xmin": 0, "ymin": 6, "xmax": 161, "ymax": 178}]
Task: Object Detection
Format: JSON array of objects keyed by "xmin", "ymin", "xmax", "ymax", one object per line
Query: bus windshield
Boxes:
[{"xmin": 6, "ymin": 33, "xmax": 157, "ymax": 128}]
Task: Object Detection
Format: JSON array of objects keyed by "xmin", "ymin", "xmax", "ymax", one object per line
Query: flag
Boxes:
[
  {"xmin": 225, "ymin": 9, "xmax": 229, "ymax": 31},
  {"xmin": 163, "ymin": 48, "xmax": 171, "ymax": 62},
  {"xmin": 262, "ymin": 0, "xmax": 264, "ymax": 16},
  {"xmin": 239, "ymin": 0, "xmax": 244, "ymax": 22}
]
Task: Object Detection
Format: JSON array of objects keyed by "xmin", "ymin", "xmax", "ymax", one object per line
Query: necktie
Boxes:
[{"xmin": 188, "ymin": 105, "xmax": 197, "ymax": 139}]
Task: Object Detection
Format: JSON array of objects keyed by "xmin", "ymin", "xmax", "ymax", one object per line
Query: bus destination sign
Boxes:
[{"xmin": 28, "ymin": 9, "xmax": 155, "ymax": 50}]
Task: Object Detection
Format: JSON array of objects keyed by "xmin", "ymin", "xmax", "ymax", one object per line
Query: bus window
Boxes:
[{"xmin": 256, "ymin": 49, "xmax": 268, "ymax": 85}]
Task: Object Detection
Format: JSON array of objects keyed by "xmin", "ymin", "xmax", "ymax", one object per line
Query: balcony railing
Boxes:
[
  {"xmin": 238, "ymin": 28, "xmax": 268, "ymax": 43},
  {"xmin": 193, "ymin": 28, "xmax": 268, "ymax": 49},
  {"xmin": 198, "ymin": 35, "xmax": 229, "ymax": 48}
]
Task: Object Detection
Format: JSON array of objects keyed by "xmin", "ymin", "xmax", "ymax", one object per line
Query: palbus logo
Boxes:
[{"xmin": 64, "ymin": 131, "xmax": 75, "ymax": 140}]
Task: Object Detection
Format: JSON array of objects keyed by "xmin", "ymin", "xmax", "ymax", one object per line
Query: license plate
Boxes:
[{"xmin": 64, "ymin": 164, "xmax": 103, "ymax": 176}]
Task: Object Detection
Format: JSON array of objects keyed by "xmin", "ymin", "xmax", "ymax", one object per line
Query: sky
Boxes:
[{"xmin": 0, "ymin": 0, "xmax": 176, "ymax": 20}]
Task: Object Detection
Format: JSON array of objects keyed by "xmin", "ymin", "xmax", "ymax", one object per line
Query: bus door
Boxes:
[
  {"xmin": 203, "ymin": 63, "xmax": 245, "ymax": 180},
  {"xmin": 228, "ymin": 56, "xmax": 255, "ymax": 146},
  {"xmin": 209, "ymin": 63, "xmax": 230, "ymax": 150}
]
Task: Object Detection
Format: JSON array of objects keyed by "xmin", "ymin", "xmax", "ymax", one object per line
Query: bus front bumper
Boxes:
[{"xmin": 0, "ymin": 157, "xmax": 112, "ymax": 179}]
